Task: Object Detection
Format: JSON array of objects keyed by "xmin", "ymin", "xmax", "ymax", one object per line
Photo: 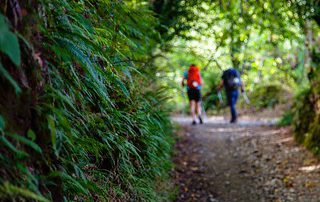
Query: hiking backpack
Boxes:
[
  {"xmin": 224, "ymin": 69, "xmax": 241, "ymax": 90},
  {"xmin": 187, "ymin": 65, "xmax": 202, "ymax": 89}
]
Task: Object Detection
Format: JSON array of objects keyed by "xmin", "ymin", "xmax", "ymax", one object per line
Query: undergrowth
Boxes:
[
  {"xmin": 293, "ymin": 88, "xmax": 320, "ymax": 155},
  {"xmin": 248, "ymin": 83, "xmax": 291, "ymax": 110},
  {"xmin": 0, "ymin": 0, "xmax": 173, "ymax": 201}
]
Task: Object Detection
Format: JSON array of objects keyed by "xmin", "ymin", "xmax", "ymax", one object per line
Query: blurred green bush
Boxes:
[
  {"xmin": 248, "ymin": 83, "xmax": 291, "ymax": 110},
  {"xmin": 293, "ymin": 88, "xmax": 320, "ymax": 155}
]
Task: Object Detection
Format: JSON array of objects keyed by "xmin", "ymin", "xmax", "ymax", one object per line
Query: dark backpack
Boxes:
[{"xmin": 224, "ymin": 69, "xmax": 240, "ymax": 90}]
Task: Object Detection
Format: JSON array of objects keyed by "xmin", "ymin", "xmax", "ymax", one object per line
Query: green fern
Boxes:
[{"xmin": 0, "ymin": 0, "xmax": 173, "ymax": 201}]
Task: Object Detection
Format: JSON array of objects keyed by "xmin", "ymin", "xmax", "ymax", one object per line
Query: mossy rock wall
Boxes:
[{"xmin": 293, "ymin": 82, "xmax": 320, "ymax": 155}]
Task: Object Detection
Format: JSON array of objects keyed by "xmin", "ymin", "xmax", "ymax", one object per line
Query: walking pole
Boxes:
[
  {"xmin": 181, "ymin": 87, "xmax": 187, "ymax": 116},
  {"xmin": 201, "ymin": 100, "xmax": 207, "ymax": 120},
  {"xmin": 218, "ymin": 91, "xmax": 223, "ymax": 104},
  {"xmin": 218, "ymin": 90, "xmax": 228, "ymax": 121},
  {"xmin": 241, "ymin": 91, "xmax": 250, "ymax": 104}
]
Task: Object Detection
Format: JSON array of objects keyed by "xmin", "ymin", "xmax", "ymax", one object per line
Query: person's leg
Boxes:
[
  {"xmin": 196, "ymin": 101, "xmax": 203, "ymax": 124},
  {"xmin": 230, "ymin": 103, "xmax": 236, "ymax": 122},
  {"xmin": 196, "ymin": 101, "xmax": 202, "ymax": 116},
  {"xmin": 195, "ymin": 89, "xmax": 203, "ymax": 124},
  {"xmin": 226, "ymin": 91, "xmax": 234, "ymax": 122},
  {"xmin": 187, "ymin": 89, "xmax": 196, "ymax": 124},
  {"xmin": 230, "ymin": 90, "xmax": 239, "ymax": 123},
  {"xmin": 190, "ymin": 100, "xmax": 197, "ymax": 124}
]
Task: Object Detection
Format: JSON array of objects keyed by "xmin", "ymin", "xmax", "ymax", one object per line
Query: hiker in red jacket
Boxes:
[{"xmin": 182, "ymin": 64, "xmax": 203, "ymax": 125}]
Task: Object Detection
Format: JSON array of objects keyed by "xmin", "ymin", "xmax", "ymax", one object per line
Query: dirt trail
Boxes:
[{"xmin": 172, "ymin": 116, "xmax": 320, "ymax": 202}]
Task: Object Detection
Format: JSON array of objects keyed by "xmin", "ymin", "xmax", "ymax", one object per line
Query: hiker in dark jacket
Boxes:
[{"xmin": 217, "ymin": 68, "xmax": 245, "ymax": 123}]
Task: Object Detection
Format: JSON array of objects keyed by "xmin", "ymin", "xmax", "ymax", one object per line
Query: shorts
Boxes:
[{"xmin": 187, "ymin": 89, "xmax": 201, "ymax": 102}]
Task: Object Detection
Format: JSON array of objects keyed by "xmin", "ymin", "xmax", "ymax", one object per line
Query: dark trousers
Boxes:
[{"xmin": 226, "ymin": 90, "xmax": 239, "ymax": 122}]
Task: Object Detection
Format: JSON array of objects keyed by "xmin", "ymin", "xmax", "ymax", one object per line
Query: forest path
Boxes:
[{"xmin": 171, "ymin": 116, "xmax": 320, "ymax": 202}]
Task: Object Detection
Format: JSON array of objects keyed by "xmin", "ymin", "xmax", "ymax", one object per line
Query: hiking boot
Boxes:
[
  {"xmin": 230, "ymin": 119, "xmax": 237, "ymax": 124},
  {"xmin": 192, "ymin": 120, "xmax": 197, "ymax": 125},
  {"xmin": 198, "ymin": 116, "xmax": 203, "ymax": 124}
]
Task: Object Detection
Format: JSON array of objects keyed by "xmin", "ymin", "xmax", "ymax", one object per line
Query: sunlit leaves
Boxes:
[{"xmin": 27, "ymin": 129, "xmax": 36, "ymax": 141}]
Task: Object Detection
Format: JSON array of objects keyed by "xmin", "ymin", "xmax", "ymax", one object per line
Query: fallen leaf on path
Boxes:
[
  {"xmin": 305, "ymin": 181, "xmax": 316, "ymax": 188},
  {"xmin": 283, "ymin": 176, "xmax": 293, "ymax": 188},
  {"xmin": 191, "ymin": 166, "xmax": 199, "ymax": 171}
]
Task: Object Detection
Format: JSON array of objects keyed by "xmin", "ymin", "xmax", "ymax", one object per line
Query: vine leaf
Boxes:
[
  {"xmin": 0, "ymin": 115, "xmax": 4, "ymax": 130},
  {"xmin": 0, "ymin": 14, "xmax": 21, "ymax": 67}
]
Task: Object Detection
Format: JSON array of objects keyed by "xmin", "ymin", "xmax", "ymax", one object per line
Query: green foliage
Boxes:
[
  {"xmin": 0, "ymin": 0, "xmax": 174, "ymax": 201},
  {"xmin": 0, "ymin": 14, "xmax": 21, "ymax": 94},
  {"xmin": 277, "ymin": 110, "xmax": 294, "ymax": 126},
  {"xmin": 249, "ymin": 83, "xmax": 291, "ymax": 109},
  {"xmin": 9, "ymin": 133, "xmax": 42, "ymax": 153},
  {"xmin": 0, "ymin": 14, "xmax": 20, "ymax": 67},
  {"xmin": 292, "ymin": 89, "xmax": 314, "ymax": 142},
  {"xmin": 152, "ymin": 0, "xmax": 320, "ymax": 160},
  {"xmin": 292, "ymin": 87, "xmax": 320, "ymax": 155},
  {"xmin": 0, "ymin": 115, "xmax": 4, "ymax": 130},
  {"xmin": 285, "ymin": 2, "xmax": 320, "ymax": 155},
  {"xmin": 0, "ymin": 0, "xmax": 319, "ymax": 200},
  {"xmin": 153, "ymin": 0, "xmax": 305, "ymax": 115},
  {"xmin": 0, "ymin": 182, "xmax": 50, "ymax": 202}
]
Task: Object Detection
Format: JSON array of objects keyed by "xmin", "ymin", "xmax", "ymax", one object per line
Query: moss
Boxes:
[
  {"xmin": 306, "ymin": 115, "xmax": 320, "ymax": 155},
  {"xmin": 293, "ymin": 88, "xmax": 315, "ymax": 143},
  {"xmin": 293, "ymin": 87, "xmax": 320, "ymax": 155}
]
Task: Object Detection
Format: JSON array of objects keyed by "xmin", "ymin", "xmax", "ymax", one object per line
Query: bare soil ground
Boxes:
[{"xmin": 171, "ymin": 116, "xmax": 320, "ymax": 202}]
